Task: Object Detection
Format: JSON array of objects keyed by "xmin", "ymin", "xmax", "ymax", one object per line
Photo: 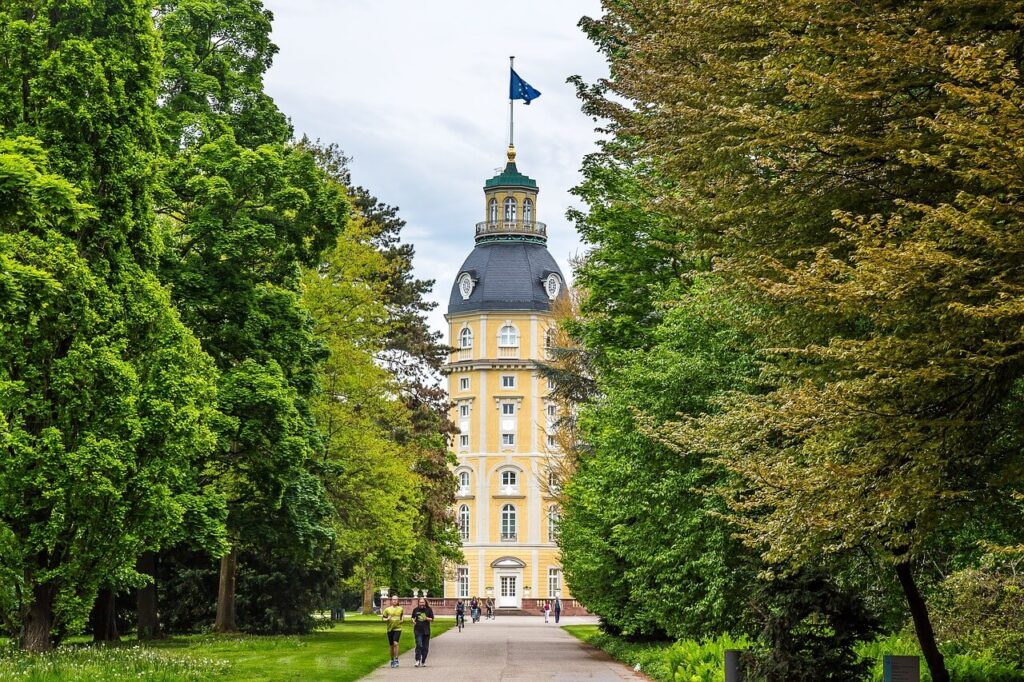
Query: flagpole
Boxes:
[{"xmin": 509, "ymin": 55, "xmax": 515, "ymax": 148}]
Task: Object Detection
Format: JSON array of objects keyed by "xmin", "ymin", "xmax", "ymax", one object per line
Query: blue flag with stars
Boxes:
[{"xmin": 510, "ymin": 69, "xmax": 541, "ymax": 104}]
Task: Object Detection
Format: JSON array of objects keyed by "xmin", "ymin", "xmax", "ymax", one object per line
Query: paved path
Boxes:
[{"xmin": 363, "ymin": 616, "xmax": 646, "ymax": 681}]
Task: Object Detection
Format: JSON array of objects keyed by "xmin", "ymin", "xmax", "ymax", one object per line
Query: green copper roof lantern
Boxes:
[{"xmin": 484, "ymin": 145, "xmax": 538, "ymax": 189}]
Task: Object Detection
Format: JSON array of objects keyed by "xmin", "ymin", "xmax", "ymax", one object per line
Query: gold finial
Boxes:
[{"xmin": 507, "ymin": 144, "xmax": 516, "ymax": 163}]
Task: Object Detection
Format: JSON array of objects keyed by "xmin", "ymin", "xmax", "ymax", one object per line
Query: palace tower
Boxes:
[{"xmin": 442, "ymin": 145, "xmax": 570, "ymax": 609}]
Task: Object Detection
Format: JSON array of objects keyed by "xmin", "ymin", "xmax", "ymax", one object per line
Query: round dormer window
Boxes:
[
  {"xmin": 544, "ymin": 273, "xmax": 561, "ymax": 300},
  {"xmin": 459, "ymin": 273, "xmax": 475, "ymax": 300}
]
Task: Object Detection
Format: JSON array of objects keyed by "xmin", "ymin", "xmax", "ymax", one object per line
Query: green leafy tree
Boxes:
[
  {"xmin": 0, "ymin": 0, "xmax": 220, "ymax": 652},
  {"xmin": 579, "ymin": 2, "xmax": 1024, "ymax": 679}
]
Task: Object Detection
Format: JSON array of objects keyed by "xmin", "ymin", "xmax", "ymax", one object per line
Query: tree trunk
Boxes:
[
  {"xmin": 214, "ymin": 547, "xmax": 238, "ymax": 633},
  {"xmin": 895, "ymin": 561, "xmax": 948, "ymax": 682},
  {"xmin": 20, "ymin": 583, "xmax": 54, "ymax": 653},
  {"xmin": 362, "ymin": 576, "xmax": 375, "ymax": 615},
  {"xmin": 90, "ymin": 587, "xmax": 120, "ymax": 642},
  {"xmin": 136, "ymin": 551, "xmax": 162, "ymax": 640}
]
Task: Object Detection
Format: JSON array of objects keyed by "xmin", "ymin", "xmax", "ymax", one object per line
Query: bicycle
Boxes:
[
  {"xmin": 456, "ymin": 611, "xmax": 465, "ymax": 632},
  {"xmin": 471, "ymin": 607, "xmax": 480, "ymax": 623},
  {"xmin": 485, "ymin": 605, "xmax": 494, "ymax": 620}
]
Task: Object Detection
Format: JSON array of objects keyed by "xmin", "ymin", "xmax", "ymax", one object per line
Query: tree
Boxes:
[
  {"xmin": 578, "ymin": 2, "xmax": 1024, "ymax": 678},
  {"xmin": 0, "ymin": 0, "xmax": 220, "ymax": 652},
  {"xmin": 299, "ymin": 140, "xmax": 461, "ymax": 600}
]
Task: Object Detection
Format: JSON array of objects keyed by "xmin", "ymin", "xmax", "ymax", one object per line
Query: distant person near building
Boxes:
[
  {"xmin": 542, "ymin": 600, "xmax": 551, "ymax": 623},
  {"xmin": 410, "ymin": 598, "xmax": 434, "ymax": 667},
  {"xmin": 382, "ymin": 596, "xmax": 404, "ymax": 668},
  {"xmin": 554, "ymin": 597, "xmax": 561, "ymax": 623}
]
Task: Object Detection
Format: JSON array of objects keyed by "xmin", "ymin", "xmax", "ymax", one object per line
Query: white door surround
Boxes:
[{"xmin": 492, "ymin": 556, "xmax": 525, "ymax": 608}]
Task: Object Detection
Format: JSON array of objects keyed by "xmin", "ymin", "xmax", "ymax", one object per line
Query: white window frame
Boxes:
[
  {"xmin": 459, "ymin": 470, "xmax": 470, "ymax": 491},
  {"xmin": 457, "ymin": 567, "xmax": 469, "ymax": 598},
  {"xmin": 548, "ymin": 504, "xmax": 560, "ymax": 542},
  {"xmin": 500, "ymin": 504, "xmax": 517, "ymax": 541},
  {"xmin": 489, "ymin": 198, "xmax": 498, "ymax": 223},
  {"xmin": 503, "ymin": 197, "xmax": 517, "ymax": 222},
  {"xmin": 548, "ymin": 568, "xmax": 561, "ymax": 597},
  {"xmin": 459, "ymin": 327, "xmax": 473, "ymax": 360},
  {"xmin": 501, "ymin": 433, "xmax": 515, "ymax": 446},
  {"xmin": 523, "ymin": 198, "xmax": 533, "ymax": 224},
  {"xmin": 459, "ymin": 434, "xmax": 469, "ymax": 448},
  {"xmin": 502, "ymin": 402, "xmax": 515, "ymax": 416},
  {"xmin": 460, "ymin": 404, "xmax": 471, "ymax": 418},
  {"xmin": 498, "ymin": 324, "xmax": 519, "ymax": 358},
  {"xmin": 459, "ymin": 377, "xmax": 470, "ymax": 391},
  {"xmin": 501, "ymin": 375, "xmax": 516, "ymax": 389},
  {"xmin": 459, "ymin": 504, "xmax": 470, "ymax": 541},
  {"xmin": 501, "ymin": 470, "xmax": 518, "ymax": 488}
]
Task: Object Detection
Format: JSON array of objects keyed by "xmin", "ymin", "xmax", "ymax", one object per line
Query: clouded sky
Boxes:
[{"xmin": 262, "ymin": 0, "xmax": 607, "ymax": 336}]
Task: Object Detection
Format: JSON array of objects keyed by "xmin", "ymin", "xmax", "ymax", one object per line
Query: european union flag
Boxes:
[{"xmin": 510, "ymin": 69, "xmax": 541, "ymax": 105}]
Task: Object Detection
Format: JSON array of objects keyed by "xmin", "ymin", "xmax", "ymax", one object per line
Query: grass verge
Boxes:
[
  {"xmin": 563, "ymin": 625, "xmax": 674, "ymax": 680},
  {"xmin": 0, "ymin": 615, "xmax": 455, "ymax": 682}
]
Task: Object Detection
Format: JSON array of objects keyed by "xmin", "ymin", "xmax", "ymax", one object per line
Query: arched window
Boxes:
[
  {"xmin": 523, "ymin": 198, "xmax": 533, "ymax": 224},
  {"xmin": 489, "ymin": 198, "xmax": 498, "ymax": 223},
  {"xmin": 501, "ymin": 470, "xmax": 518, "ymax": 488},
  {"xmin": 548, "ymin": 504, "xmax": 560, "ymax": 542},
  {"xmin": 459, "ymin": 504, "xmax": 470, "ymax": 541},
  {"xmin": 498, "ymin": 324, "xmax": 519, "ymax": 358},
  {"xmin": 504, "ymin": 197, "xmax": 517, "ymax": 222},
  {"xmin": 501, "ymin": 504, "xmax": 517, "ymax": 541},
  {"xmin": 460, "ymin": 328, "xmax": 473, "ymax": 349},
  {"xmin": 499, "ymin": 325, "xmax": 519, "ymax": 347},
  {"xmin": 544, "ymin": 327, "xmax": 555, "ymax": 359},
  {"xmin": 459, "ymin": 470, "xmax": 470, "ymax": 491}
]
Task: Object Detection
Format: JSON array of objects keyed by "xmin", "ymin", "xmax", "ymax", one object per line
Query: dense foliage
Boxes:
[
  {"xmin": 0, "ymin": 0, "xmax": 456, "ymax": 649},
  {"xmin": 556, "ymin": 1, "xmax": 1024, "ymax": 680}
]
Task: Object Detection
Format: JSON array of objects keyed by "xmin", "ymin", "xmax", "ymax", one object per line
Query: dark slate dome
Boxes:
[{"xmin": 448, "ymin": 241, "xmax": 566, "ymax": 315}]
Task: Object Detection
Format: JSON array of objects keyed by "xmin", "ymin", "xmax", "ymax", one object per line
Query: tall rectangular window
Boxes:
[
  {"xmin": 548, "ymin": 568, "xmax": 561, "ymax": 598},
  {"xmin": 459, "ymin": 404, "xmax": 470, "ymax": 418},
  {"xmin": 502, "ymin": 433, "xmax": 515, "ymax": 446},
  {"xmin": 502, "ymin": 403, "xmax": 515, "ymax": 416},
  {"xmin": 459, "ymin": 434, "xmax": 469, "ymax": 448},
  {"xmin": 457, "ymin": 567, "xmax": 469, "ymax": 598},
  {"xmin": 501, "ymin": 375, "xmax": 515, "ymax": 389},
  {"xmin": 459, "ymin": 377, "xmax": 470, "ymax": 391}
]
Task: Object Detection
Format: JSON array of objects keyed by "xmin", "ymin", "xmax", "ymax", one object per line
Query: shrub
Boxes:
[
  {"xmin": 743, "ymin": 571, "xmax": 880, "ymax": 682},
  {"xmin": 665, "ymin": 633, "xmax": 749, "ymax": 682},
  {"xmin": 931, "ymin": 555, "xmax": 1024, "ymax": 667},
  {"xmin": 860, "ymin": 634, "xmax": 1024, "ymax": 682}
]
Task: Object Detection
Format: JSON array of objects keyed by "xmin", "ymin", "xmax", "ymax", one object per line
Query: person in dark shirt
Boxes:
[
  {"xmin": 455, "ymin": 599, "xmax": 465, "ymax": 629},
  {"xmin": 410, "ymin": 598, "xmax": 434, "ymax": 667}
]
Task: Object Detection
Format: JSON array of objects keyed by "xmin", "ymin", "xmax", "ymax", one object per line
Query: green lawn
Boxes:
[{"xmin": 0, "ymin": 615, "xmax": 455, "ymax": 682}]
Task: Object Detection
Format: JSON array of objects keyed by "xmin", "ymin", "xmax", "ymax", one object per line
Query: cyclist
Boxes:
[
  {"xmin": 455, "ymin": 599, "xmax": 466, "ymax": 631},
  {"xmin": 470, "ymin": 597, "xmax": 480, "ymax": 623}
]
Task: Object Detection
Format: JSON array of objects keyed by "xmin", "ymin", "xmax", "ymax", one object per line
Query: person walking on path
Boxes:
[
  {"xmin": 411, "ymin": 598, "xmax": 434, "ymax": 667},
  {"xmin": 485, "ymin": 596, "xmax": 494, "ymax": 620},
  {"xmin": 542, "ymin": 600, "xmax": 551, "ymax": 623},
  {"xmin": 382, "ymin": 596, "xmax": 404, "ymax": 668},
  {"xmin": 554, "ymin": 597, "xmax": 561, "ymax": 624}
]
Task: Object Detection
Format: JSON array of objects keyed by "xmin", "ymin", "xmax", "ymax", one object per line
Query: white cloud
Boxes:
[{"xmin": 262, "ymin": 0, "xmax": 607, "ymax": 336}]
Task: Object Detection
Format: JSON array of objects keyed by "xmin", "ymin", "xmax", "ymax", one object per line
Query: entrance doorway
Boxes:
[
  {"xmin": 498, "ymin": 574, "xmax": 519, "ymax": 608},
  {"xmin": 490, "ymin": 556, "xmax": 526, "ymax": 609}
]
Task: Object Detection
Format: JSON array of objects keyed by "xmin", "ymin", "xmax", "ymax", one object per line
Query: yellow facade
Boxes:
[{"xmin": 442, "ymin": 147, "xmax": 570, "ymax": 607}]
